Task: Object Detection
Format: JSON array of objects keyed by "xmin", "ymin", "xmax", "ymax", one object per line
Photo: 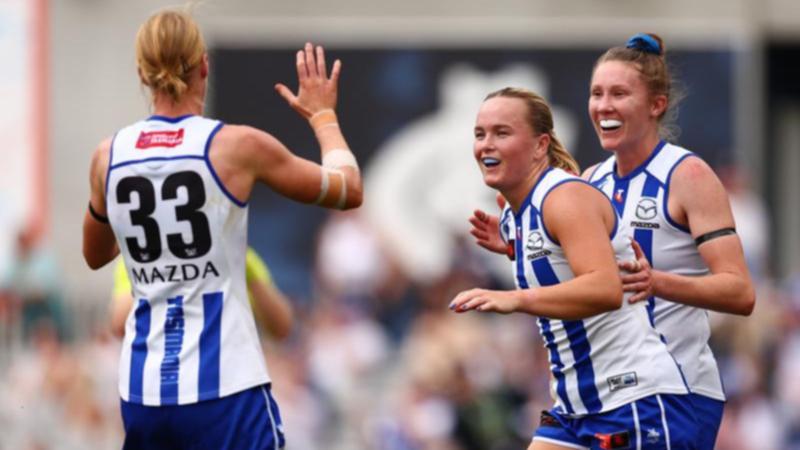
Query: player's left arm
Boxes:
[
  {"xmin": 83, "ymin": 138, "xmax": 119, "ymax": 269},
  {"xmin": 109, "ymin": 258, "xmax": 134, "ymax": 338},
  {"xmin": 451, "ymin": 182, "xmax": 623, "ymax": 320},
  {"xmin": 246, "ymin": 249, "xmax": 293, "ymax": 340},
  {"xmin": 652, "ymin": 156, "xmax": 755, "ymax": 315}
]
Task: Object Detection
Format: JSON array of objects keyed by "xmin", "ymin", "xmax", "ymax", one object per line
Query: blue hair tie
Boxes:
[{"xmin": 626, "ymin": 33, "xmax": 661, "ymax": 55}]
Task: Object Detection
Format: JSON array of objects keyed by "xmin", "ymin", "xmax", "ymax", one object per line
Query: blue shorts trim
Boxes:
[
  {"xmin": 533, "ymin": 394, "xmax": 698, "ymax": 449},
  {"xmin": 688, "ymin": 393, "xmax": 724, "ymax": 450},
  {"xmin": 121, "ymin": 384, "xmax": 285, "ymax": 450}
]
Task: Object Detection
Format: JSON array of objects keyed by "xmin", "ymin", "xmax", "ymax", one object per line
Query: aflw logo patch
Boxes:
[{"xmin": 136, "ymin": 129, "xmax": 184, "ymax": 149}]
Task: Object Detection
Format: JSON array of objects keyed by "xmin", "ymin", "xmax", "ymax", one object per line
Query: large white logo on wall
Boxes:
[{"xmin": 364, "ymin": 63, "xmax": 576, "ymax": 283}]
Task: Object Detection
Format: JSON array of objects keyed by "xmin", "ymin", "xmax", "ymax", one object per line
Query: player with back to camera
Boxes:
[
  {"xmin": 451, "ymin": 87, "xmax": 698, "ymax": 449},
  {"xmin": 583, "ymin": 33, "xmax": 755, "ymax": 449},
  {"xmin": 82, "ymin": 9, "xmax": 362, "ymax": 450}
]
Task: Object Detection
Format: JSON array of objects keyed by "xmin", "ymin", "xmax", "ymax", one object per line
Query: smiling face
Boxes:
[
  {"xmin": 474, "ymin": 96, "xmax": 548, "ymax": 201},
  {"xmin": 588, "ymin": 61, "xmax": 666, "ymax": 153}
]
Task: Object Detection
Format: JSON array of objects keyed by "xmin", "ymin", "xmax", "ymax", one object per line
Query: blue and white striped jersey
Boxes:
[
  {"xmin": 106, "ymin": 115, "xmax": 269, "ymax": 406},
  {"xmin": 588, "ymin": 141, "xmax": 725, "ymax": 401},
  {"xmin": 499, "ymin": 167, "xmax": 687, "ymax": 416}
]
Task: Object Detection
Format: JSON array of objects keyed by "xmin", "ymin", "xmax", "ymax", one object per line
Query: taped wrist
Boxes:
[{"xmin": 309, "ymin": 109, "xmax": 338, "ymax": 132}]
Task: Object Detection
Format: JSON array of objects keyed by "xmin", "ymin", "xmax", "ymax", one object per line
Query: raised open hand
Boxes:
[{"xmin": 275, "ymin": 42, "xmax": 341, "ymax": 119}]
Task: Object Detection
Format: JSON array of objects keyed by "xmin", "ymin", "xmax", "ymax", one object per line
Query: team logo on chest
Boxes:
[
  {"xmin": 635, "ymin": 197, "xmax": 658, "ymax": 220},
  {"xmin": 631, "ymin": 197, "xmax": 660, "ymax": 229},
  {"xmin": 525, "ymin": 231, "xmax": 551, "ymax": 260}
]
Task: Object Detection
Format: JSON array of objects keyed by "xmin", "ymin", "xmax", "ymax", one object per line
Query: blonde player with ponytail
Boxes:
[
  {"xmin": 452, "ymin": 87, "xmax": 697, "ymax": 449},
  {"xmin": 82, "ymin": 8, "xmax": 361, "ymax": 449}
]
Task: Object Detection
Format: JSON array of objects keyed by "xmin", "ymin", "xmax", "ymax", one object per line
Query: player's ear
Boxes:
[
  {"xmin": 200, "ymin": 53, "xmax": 209, "ymax": 79},
  {"xmin": 650, "ymin": 94, "xmax": 667, "ymax": 118}
]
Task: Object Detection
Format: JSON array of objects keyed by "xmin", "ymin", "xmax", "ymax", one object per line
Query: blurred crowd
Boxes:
[{"xmin": 1, "ymin": 165, "xmax": 799, "ymax": 450}]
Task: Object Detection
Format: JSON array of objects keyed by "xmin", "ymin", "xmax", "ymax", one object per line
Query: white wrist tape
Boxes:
[
  {"xmin": 314, "ymin": 168, "xmax": 331, "ymax": 205},
  {"xmin": 322, "ymin": 149, "xmax": 359, "ymax": 171},
  {"xmin": 335, "ymin": 170, "xmax": 347, "ymax": 209},
  {"xmin": 315, "ymin": 167, "xmax": 348, "ymax": 209}
]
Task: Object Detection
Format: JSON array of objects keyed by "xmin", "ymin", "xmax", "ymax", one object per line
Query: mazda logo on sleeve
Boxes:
[{"xmin": 635, "ymin": 198, "xmax": 658, "ymax": 220}]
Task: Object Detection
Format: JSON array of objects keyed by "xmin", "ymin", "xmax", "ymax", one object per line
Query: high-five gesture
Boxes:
[{"xmin": 275, "ymin": 42, "xmax": 342, "ymax": 120}]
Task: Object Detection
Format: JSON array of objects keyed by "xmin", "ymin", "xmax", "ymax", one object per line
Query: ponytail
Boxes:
[
  {"xmin": 547, "ymin": 132, "xmax": 579, "ymax": 175},
  {"xmin": 135, "ymin": 9, "xmax": 206, "ymax": 103}
]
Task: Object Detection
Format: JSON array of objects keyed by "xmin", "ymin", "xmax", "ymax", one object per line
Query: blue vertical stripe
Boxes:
[
  {"xmin": 539, "ymin": 318, "xmax": 575, "ymax": 415},
  {"xmin": 642, "ymin": 173, "xmax": 661, "ymax": 197},
  {"xmin": 199, "ymin": 291, "xmax": 223, "ymax": 401},
  {"xmin": 160, "ymin": 296, "xmax": 185, "ymax": 405},
  {"xmin": 129, "ymin": 299, "xmax": 151, "ymax": 402},
  {"xmin": 634, "ymin": 227, "xmax": 656, "ymax": 327},
  {"xmin": 529, "ymin": 203, "xmax": 601, "ymax": 413},
  {"xmin": 515, "ymin": 206, "xmax": 573, "ymax": 414},
  {"xmin": 514, "ymin": 225, "xmax": 527, "ymax": 288},
  {"xmin": 529, "ymin": 209, "xmax": 576, "ymax": 414},
  {"xmin": 564, "ymin": 321, "xmax": 603, "ymax": 413},
  {"xmin": 637, "ymin": 174, "xmax": 661, "ymax": 328}
]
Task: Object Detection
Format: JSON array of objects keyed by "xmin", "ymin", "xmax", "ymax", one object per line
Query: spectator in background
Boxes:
[{"xmin": 6, "ymin": 226, "xmax": 70, "ymax": 341}]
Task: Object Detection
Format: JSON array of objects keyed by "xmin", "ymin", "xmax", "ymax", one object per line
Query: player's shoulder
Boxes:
[
  {"xmin": 670, "ymin": 153, "xmax": 717, "ymax": 186},
  {"xmin": 90, "ymin": 136, "xmax": 113, "ymax": 171},
  {"xmin": 214, "ymin": 124, "xmax": 282, "ymax": 153}
]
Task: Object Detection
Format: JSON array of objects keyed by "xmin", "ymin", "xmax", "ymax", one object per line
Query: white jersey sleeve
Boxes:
[{"xmin": 106, "ymin": 115, "xmax": 270, "ymax": 406}]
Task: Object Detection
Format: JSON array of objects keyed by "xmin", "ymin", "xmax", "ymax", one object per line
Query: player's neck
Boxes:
[
  {"xmin": 614, "ymin": 133, "xmax": 661, "ymax": 177},
  {"xmin": 151, "ymin": 92, "xmax": 204, "ymax": 118},
  {"xmin": 505, "ymin": 159, "xmax": 549, "ymax": 214}
]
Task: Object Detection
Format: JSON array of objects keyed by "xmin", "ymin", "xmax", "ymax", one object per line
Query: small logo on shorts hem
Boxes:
[{"xmin": 646, "ymin": 428, "xmax": 661, "ymax": 444}]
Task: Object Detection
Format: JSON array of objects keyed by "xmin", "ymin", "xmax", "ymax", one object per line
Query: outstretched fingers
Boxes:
[
  {"xmin": 274, "ymin": 83, "xmax": 297, "ymax": 105},
  {"xmin": 450, "ymin": 289, "xmax": 481, "ymax": 312},
  {"xmin": 330, "ymin": 59, "xmax": 342, "ymax": 84},
  {"xmin": 304, "ymin": 42, "xmax": 317, "ymax": 77},
  {"xmin": 316, "ymin": 45, "xmax": 327, "ymax": 79},
  {"xmin": 296, "ymin": 50, "xmax": 308, "ymax": 82}
]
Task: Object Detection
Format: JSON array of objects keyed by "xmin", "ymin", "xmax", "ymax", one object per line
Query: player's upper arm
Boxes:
[
  {"xmin": 215, "ymin": 125, "xmax": 360, "ymax": 209},
  {"xmin": 669, "ymin": 156, "xmax": 735, "ymax": 237},
  {"xmin": 83, "ymin": 138, "xmax": 118, "ymax": 269},
  {"xmin": 667, "ymin": 156, "xmax": 755, "ymax": 314},
  {"xmin": 541, "ymin": 181, "xmax": 622, "ymax": 308},
  {"xmin": 542, "ymin": 181, "xmax": 618, "ymax": 277},
  {"xmin": 89, "ymin": 138, "xmax": 113, "ymax": 213}
]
